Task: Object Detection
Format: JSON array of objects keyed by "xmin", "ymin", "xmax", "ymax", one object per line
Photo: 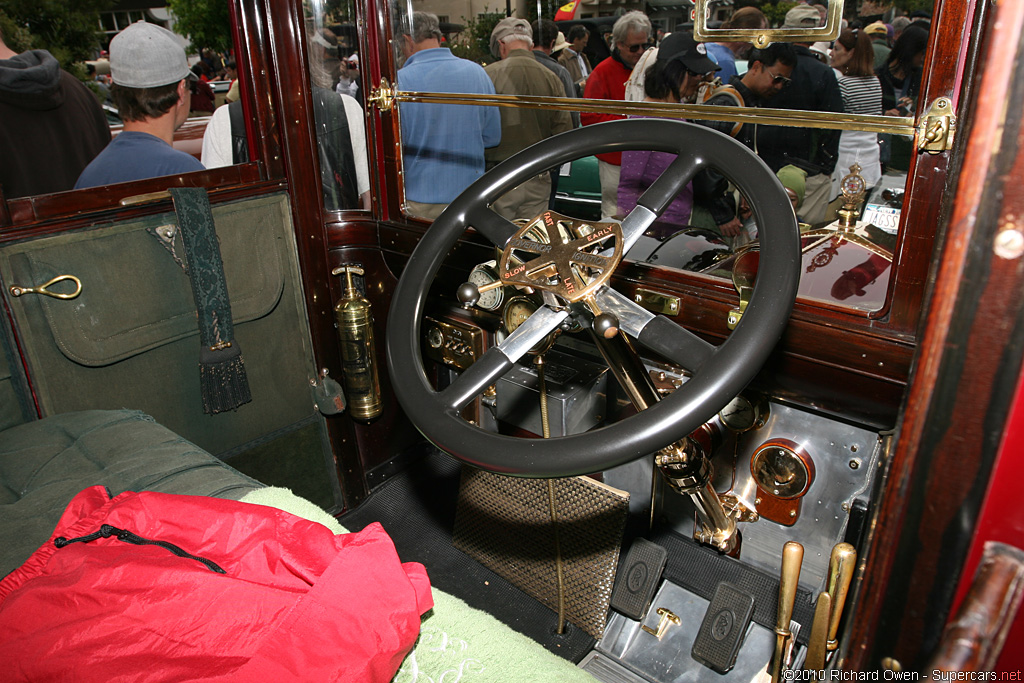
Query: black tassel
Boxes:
[{"xmin": 198, "ymin": 343, "xmax": 252, "ymax": 414}]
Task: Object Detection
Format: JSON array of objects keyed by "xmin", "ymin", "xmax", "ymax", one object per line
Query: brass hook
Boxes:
[{"xmin": 9, "ymin": 274, "xmax": 83, "ymax": 300}]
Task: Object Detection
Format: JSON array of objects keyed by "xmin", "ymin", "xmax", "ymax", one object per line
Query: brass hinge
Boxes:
[
  {"xmin": 917, "ymin": 97, "xmax": 956, "ymax": 154},
  {"xmin": 633, "ymin": 288, "xmax": 681, "ymax": 316},
  {"xmin": 367, "ymin": 78, "xmax": 395, "ymax": 112}
]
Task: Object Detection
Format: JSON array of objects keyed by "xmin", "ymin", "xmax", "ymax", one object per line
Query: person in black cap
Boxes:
[
  {"xmin": 641, "ymin": 31, "xmax": 720, "ymax": 104},
  {"xmin": 618, "ymin": 33, "xmax": 720, "ymax": 226}
]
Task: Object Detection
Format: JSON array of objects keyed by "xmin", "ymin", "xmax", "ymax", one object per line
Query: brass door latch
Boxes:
[
  {"xmin": 918, "ymin": 97, "xmax": 956, "ymax": 154},
  {"xmin": 367, "ymin": 78, "xmax": 395, "ymax": 112}
]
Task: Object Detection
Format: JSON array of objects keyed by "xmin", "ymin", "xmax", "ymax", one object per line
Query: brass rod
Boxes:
[
  {"xmin": 536, "ymin": 355, "xmax": 567, "ymax": 635},
  {"xmin": 588, "ymin": 328, "xmax": 662, "ymax": 532},
  {"xmin": 119, "ymin": 190, "xmax": 172, "ymax": 206},
  {"xmin": 390, "ymin": 90, "xmax": 917, "ymax": 136}
]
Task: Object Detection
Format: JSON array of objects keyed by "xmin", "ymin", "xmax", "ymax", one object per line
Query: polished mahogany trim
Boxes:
[
  {"xmin": 0, "ymin": 166, "xmax": 267, "ymax": 233},
  {"xmin": 847, "ymin": 0, "xmax": 1024, "ymax": 669},
  {"xmin": 881, "ymin": 0, "xmax": 983, "ymax": 334},
  {"xmin": 233, "ymin": 1, "xmax": 286, "ymax": 181}
]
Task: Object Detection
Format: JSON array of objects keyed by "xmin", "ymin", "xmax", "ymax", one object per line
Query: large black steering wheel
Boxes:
[{"xmin": 387, "ymin": 119, "xmax": 800, "ymax": 477}]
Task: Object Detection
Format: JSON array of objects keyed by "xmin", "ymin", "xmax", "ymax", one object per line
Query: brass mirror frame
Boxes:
[{"xmin": 693, "ymin": 0, "xmax": 844, "ymax": 48}]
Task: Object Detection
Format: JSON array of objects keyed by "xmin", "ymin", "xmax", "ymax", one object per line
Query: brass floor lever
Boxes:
[{"xmin": 771, "ymin": 541, "xmax": 804, "ymax": 683}]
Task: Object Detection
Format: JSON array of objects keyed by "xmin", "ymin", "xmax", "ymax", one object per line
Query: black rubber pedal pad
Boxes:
[
  {"xmin": 610, "ymin": 538, "xmax": 668, "ymax": 621},
  {"xmin": 691, "ymin": 582, "xmax": 756, "ymax": 674}
]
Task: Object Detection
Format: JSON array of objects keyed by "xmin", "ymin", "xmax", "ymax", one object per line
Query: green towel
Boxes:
[{"xmin": 240, "ymin": 487, "xmax": 595, "ymax": 682}]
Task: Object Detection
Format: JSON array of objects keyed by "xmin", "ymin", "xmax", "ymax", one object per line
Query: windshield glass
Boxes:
[
  {"xmin": 385, "ymin": 0, "xmax": 937, "ymax": 312},
  {"xmin": 304, "ymin": 0, "xmax": 373, "ymax": 212}
]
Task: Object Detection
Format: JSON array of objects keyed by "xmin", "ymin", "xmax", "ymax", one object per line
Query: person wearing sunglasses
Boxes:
[
  {"xmin": 581, "ymin": 10, "xmax": 652, "ymax": 220},
  {"xmin": 692, "ymin": 42, "xmax": 797, "ymax": 246},
  {"xmin": 755, "ymin": 4, "xmax": 845, "ymax": 226}
]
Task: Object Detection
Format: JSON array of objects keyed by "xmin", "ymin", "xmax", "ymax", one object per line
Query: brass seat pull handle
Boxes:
[{"xmin": 9, "ymin": 274, "xmax": 83, "ymax": 300}]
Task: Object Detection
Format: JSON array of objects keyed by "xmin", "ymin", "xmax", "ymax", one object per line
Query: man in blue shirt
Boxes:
[
  {"xmin": 397, "ymin": 12, "xmax": 500, "ymax": 219},
  {"xmin": 76, "ymin": 22, "xmax": 203, "ymax": 189}
]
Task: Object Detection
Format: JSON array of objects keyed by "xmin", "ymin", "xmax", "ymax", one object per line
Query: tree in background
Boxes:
[
  {"xmin": 0, "ymin": 0, "xmax": 110, "ymax": 71},
  {"xmin": 166, "ymin": 0, "xmax": 232, "ymax": 55},
  {"xmin": 449, "ymin": 10, "xmax": 505, "ymax": 66},
  {"xmin": 760, "ymin": 1, "xmax": 798, "ymax": 26}
]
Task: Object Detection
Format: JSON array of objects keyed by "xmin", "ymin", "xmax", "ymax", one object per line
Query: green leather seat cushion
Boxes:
[{"xmin": 0, "ymin": 409, "xmax": 263, "ymax": 577}]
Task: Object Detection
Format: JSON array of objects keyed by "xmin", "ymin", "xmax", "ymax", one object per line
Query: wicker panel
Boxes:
[{"xmin": 452, "ymin": 467, "xmax": 629, "ymax": 638}]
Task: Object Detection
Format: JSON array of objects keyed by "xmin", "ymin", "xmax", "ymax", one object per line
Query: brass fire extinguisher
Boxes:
[{"xmin": 332, "ymin": 265, "xmax": 382, "ymax": 421}]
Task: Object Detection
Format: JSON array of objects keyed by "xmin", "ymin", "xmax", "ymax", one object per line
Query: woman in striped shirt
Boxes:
[{"xmin": 827, "ymin": 28, "xmax": 883, "ymax": 213}]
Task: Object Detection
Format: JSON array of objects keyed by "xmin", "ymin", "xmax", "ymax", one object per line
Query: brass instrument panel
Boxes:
[{"xmin": 422, "ymin": 316, "xmax": 484, "ymax": 372}]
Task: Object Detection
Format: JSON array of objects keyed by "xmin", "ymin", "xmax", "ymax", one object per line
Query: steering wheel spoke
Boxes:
[
  {"xmin": 466, "ymin": 204, "xmax": 520, "ymax": 248},
  {"xmin": 496, "ymin": 305, "xmax": 570, "ymax": 361},
  {"xmin": 592, "ymin": 288, "xmax": 713, "ymax": 372},
  {"xmin": 438, "ymin": 348, "xmax": 513, "ymax": 413},
  {"xmin": 438, "ymin": 305, "xmax": 569, "ymax": 412},
  {"xmin": 635, "ymin": 316, "xmax": 715, "ymax": 373},
  {"xmin": 637, "ymin": 154, "xmax": 706, "ymax": 217}
]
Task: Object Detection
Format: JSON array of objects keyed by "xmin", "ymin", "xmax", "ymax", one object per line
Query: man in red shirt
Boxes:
[{"xmin": 581, "ymin": 11, "xmax": 652, "ymax": 219}]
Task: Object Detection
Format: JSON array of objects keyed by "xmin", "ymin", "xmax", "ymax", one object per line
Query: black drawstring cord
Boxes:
[{"xmin": 55, "ymin": 524, "xmax": 226, "ymax": 574}]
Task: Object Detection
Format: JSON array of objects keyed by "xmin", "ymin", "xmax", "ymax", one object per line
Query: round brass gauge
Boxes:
[
  {"xmin": 501, "ymin": 295, "xmax": 559, "ymax": 354},
  {"xmin": 718, "ymin": 393, "xmax": 768, "ymax": 432},
  {"xmin": 468, "ymin": 264, "xmax": 504, "ymax": 311},
  {"xmin": 426, "ymin": 326, "xmax": 443, "ymax": 349},
  {"xmin": 750, "ymin": 440, "xmax": 814, "ymax": 499},
  {"xmin": 502, "ymin": 295, "xmax": 538, "ymax": 333}
]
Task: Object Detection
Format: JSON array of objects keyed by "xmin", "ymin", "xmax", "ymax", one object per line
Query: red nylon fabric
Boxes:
[{"xmin": 0, "ymin": 486, "xmax": 432, "ymax": 682}]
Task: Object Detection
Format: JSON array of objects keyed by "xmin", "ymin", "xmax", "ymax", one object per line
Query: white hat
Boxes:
[{"xmin": 783, "ymin": 5, "xmax": 822, "ymax": 29}]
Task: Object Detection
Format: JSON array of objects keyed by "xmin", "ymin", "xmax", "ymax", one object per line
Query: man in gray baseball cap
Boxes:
[{"xmin": 76, "ymin": 21, "xmax": 203, "ymax": 189}]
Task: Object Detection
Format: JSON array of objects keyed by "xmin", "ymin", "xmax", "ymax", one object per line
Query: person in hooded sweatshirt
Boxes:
[{"xmin": 0, "ymin": 27, "xmax": 111, "ymax": 199}]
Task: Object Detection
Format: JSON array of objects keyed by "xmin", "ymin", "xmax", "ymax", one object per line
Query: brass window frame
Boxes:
[{"xmin": 694, "ymin": 0, "xmax": 844, "ymax": 48}]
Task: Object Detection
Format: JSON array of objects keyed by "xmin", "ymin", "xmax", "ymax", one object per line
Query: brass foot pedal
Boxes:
[
  {"xmin": 610, "ymin": 538, "xmax": 667, "ymax": 620},
  {"xmin": 691, "ymin": 582, "xmax": 756, "ymax": 674}
]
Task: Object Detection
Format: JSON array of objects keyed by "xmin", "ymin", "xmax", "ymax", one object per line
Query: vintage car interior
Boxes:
[{"xmin": 2, "ymin": 0, "xmax": 1023, "ymax": 679}]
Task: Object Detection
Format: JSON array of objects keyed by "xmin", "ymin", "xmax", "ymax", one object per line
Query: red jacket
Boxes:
[
  {"xmin": 0, "ymin": 486, "xmax": 432, "ymax": 682},
  {"xmin": 582, "ymin": 54, "xmax": 634, "ymax": 165}
]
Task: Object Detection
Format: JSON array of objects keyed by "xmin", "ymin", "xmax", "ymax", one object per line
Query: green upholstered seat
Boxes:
[{"xmin": 0, "ymin": 409, "xmax": 262, "ymax": 577}]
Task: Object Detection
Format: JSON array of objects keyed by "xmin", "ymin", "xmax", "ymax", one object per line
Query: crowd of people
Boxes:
[
  {"xmin": 392, "ymin": 3, "xmax": 930, "ymax": 242},
  {"xmin": 0, "ymin": 3, "xmax": 931, "ymax": 242}
]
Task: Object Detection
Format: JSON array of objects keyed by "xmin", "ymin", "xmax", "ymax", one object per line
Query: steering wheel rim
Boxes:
[{"xmin": 387, "ymin": 119, "xmax": 800, "ymax": 477}]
